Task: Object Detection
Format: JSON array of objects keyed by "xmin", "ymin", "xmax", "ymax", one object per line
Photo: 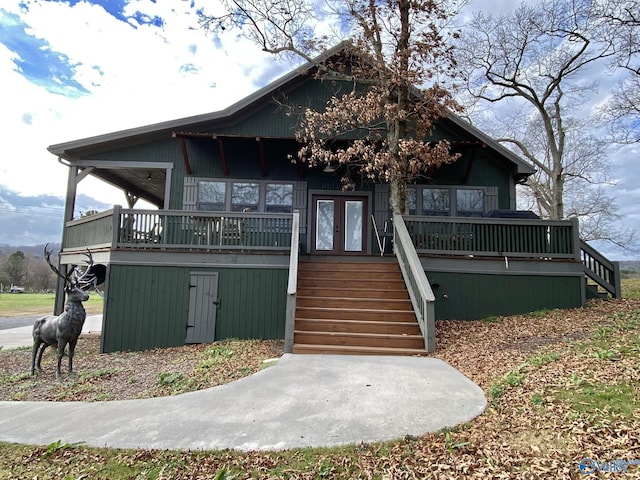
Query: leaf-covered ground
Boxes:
[
  {"xmin": 1, "ymin": 298, "xmax": 639, "ymax": 479},
  {"xmin": 0, "ymin": 338, "xmax": 284, "ymax": 401}
]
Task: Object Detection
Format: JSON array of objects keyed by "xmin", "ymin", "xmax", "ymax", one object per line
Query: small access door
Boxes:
[
  {"xmin": 186, "ymin": 272, "xmax": 219, "ymax": 343},
  {"xmin": 311, "ymin": 194, "xmax": 368, "ymax": 255}
]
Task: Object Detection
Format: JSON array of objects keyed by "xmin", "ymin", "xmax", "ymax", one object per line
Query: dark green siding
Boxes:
[
  {"xmin": 426, "ymin": 271, "xmax": 583, "ymax": 320},
  {"xmin": 102, "ymin": 264, "xmax": 287, "ymax": 353},
  {"xmin": 214, "ymin": 267, "xmax": 288, "ymax": 339},
  {"xmin": 103, "ymin": 265, "xmax": 189, "ymax": 352}
]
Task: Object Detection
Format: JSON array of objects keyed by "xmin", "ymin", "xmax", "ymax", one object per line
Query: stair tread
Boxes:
[
  {"xmin": 297, "ymin": 295, "xmax": 410, "ymax": 301},
  {"xmin": 298, "ymin": 286, "xmax": 407, "ymax": 291},
  {"xmin": 297, "ymin": 305, "xmax": 414, "ymax": 313},
  {"xmin": 299, "ymin": 261, "xmax": 399, "ymax": 267},
  {"xmin": 295, "ymin": 330, "xmax": 423, "ymax": 339},
  {"xmin": 296, "ymin": 318, "xmax": 417, "ymax": 325},
  {"xmin": 292, "ymin": 343, "xmax": 428, "ymax": 356}
]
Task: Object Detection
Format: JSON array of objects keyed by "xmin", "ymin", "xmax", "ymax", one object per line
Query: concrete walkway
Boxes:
[
  {"xmin": 0, "ymin": 315, "xmax": 103, "ymax": 350},
  {"xmin": 0, "ymin": 318, "xmax": 486, "ymax": 452}
]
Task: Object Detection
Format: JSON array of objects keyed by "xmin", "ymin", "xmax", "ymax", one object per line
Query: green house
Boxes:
[{"xmin": 48, "ymin": 47, "xmax": 620, "ymax": 355}]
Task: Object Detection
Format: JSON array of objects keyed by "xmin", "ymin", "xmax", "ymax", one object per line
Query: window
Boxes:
[
  {"xmin": 389, "ymin": 187, "xmax": 418, "ymax": 214},
  {"xmin": 266, "ymin": 183, "xmax": 293, "ymax": 213},
  {"xmin": 197, "ymin": 181, "xmax": 226, "ymax": 211},
  {"xmin": 392, "ymin": 186, "xmax": 488, "ymax": 217},
  {"xmin": 456, "ymin": 189, "xmax": 485, "ymax": 216},
  {"xmin": 232, "ymin": 182, "xmax": 260, "ymax": 211},
  {"xmin": 195, "ymin": 179, "xmax": 295, "ymax": 213},
  {"xmin": 407, "ymin": 188, "xmax": 417, "ymax": 215},
  {"xmin": 422, "ymin": 188, "xmax": 450, "ymax": 216}
]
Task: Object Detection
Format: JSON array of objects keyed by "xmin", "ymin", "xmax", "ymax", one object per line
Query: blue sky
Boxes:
[{"xmin": 0, "ymin": 0, "xmax": 638, "ymax": 258}]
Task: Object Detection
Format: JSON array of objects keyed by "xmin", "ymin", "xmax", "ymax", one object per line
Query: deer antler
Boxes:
[
  {"xmin": 45, "ymin": 245, "xmax": 104, "ymax": 297},
  {"xmin": 44, "ymin": 244, "xmax": 72, "ymax": 283},
  {"xmin": 74, "ymin": 249, "xmax": 94, "ymax": 284},
  {"xmin": 74, "ymin": 249, "xmax": 105, "ymax": 297}
]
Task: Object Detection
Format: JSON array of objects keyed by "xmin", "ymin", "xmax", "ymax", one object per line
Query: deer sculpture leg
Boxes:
[
  {"xmin": 56, "ymin": 339, "xmax": 69, "ymax": 378},
  {"xmin": 67, "ymin": 338, "xmax": 78, "ymax": 375},
  {"xmin": 35, "ymin": 343, "xmax": 50, "ymax": 372},
  {"xmin": 30, "ymin": 339, "xmax": 44, "ymax": 375}
]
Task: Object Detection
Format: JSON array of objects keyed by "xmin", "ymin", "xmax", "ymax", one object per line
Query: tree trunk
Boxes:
[{"xmin": 387, "ymin": 111, "xmax": 409, "ymax": 215}]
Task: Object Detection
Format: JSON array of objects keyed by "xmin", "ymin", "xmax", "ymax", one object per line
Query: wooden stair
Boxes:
[{"xmin": 293, "ymin": 260, "xmax": 427, "ymax": 356}]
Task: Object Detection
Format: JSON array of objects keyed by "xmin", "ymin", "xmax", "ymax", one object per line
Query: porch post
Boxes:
[
  {"xmin": 284, "ymin": 211, "xmax": 300, "ymax": 353},
  {"xmin": 54, "ymin": 163, "xmax": 79, "ymax": 315},
  {"xmin": 571, "ymin": 217, "xmax": 581, "ymax": 261}
]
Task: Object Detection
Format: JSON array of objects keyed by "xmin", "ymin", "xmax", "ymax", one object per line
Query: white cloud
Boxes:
[{"xmin": 1, "ymin": 0, "xmax": 284, "ymax": 205}]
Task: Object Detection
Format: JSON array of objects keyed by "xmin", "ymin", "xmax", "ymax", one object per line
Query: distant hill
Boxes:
[
  {"xmin": 0, "ymin": 184, "xmax": 111, "ymax": 246},
  {"xmin": 620, "ymin": 261, "xmax": 640, "ymax": 278},
  {"xmin": 0, "ymin": 243, "xmax": 61, "ymax": 258}
]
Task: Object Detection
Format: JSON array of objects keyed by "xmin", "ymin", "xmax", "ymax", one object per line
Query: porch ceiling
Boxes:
[{"xmin": 91, "ymin": 166, "xmax": 166, "ymax": 207}]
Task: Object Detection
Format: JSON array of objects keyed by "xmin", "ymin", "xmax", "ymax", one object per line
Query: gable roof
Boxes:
[{"xmin": 48, "ymin": 44, "xmax": 535, "ymax": 178}]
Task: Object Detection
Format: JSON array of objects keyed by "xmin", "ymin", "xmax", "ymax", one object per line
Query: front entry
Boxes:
[{"xmin": 311, "ymin": 195, "xmax": 368, "ymax": 255}]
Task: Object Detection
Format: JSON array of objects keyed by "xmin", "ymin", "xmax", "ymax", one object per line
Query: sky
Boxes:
[
  {"xmin": 0, "ymin": 0, "xmax": 289, "ymax": 212},
  {"xmin": 0, "ymin": 0, "xmax": 638, "ymax": 259}
]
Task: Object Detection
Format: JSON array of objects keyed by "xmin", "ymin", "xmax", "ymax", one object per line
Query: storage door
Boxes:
[{"xmin": 186, "ymin": 272, "xmax": 219, "ymax": 343}]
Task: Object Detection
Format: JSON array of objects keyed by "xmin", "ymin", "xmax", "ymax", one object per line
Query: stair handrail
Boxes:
[
  {"xmin": 284, "ymin": 211, "xmax": 300, "ymax": 353},
  {"xmin": 393, "ymin": 213, "xmax": 436, "ymax": 352},
  {"xmin": 581, "ymin": 240, "xmax": 621, "ymax": 299}
]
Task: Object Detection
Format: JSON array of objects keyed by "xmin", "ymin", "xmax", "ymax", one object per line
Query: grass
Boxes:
[
  {"xmin": 622, "ymin": 278, "xmax": 640, "ymax": 299},
  {"xmin": 554, "ymin": 382, "xmax": 637, "ymax": 419},
  {"xmin": 0, "ymin": 292, "xmax": 103, "ymax": 317}
]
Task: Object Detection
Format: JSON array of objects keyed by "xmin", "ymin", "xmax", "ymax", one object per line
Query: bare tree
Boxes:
[
  {"xmin": 457, "ymin": 0, "xmax": 634, "ymax": 245},
  {"xmin": 598, "ymin": 0, "xmax": 640, "ymax": 143},
  {"xmin": 29, "ymin": 257, "xmax": 57, "ymax": 292},
  {"xmin": 200, "ymin": 0, "xmax": 465, "ymax": 214}
]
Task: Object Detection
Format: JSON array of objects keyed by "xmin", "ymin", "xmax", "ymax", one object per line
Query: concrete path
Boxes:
[
  {"xmin": 0, "ymin": 315, "xmax": 103, "ymax": 350},
  {"xmin": 0, "ymin": 317, "xmax": 487, "ymax": 452}
]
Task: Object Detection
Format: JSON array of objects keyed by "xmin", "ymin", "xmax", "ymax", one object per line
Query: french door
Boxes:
[{"xmin": 311, "ymin": 195, "xmax": 368, "ymax": 255}]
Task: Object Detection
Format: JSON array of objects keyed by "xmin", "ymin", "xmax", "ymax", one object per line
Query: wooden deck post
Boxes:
[{"xmin": 284, "ymin": 211, "xmax": 300, "ymax": 353}]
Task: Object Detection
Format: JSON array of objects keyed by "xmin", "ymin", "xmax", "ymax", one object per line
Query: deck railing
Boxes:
[
  {"xmin": 403, "ymin": 216, "xmax": 580, "ymax": 260},
  {"xmin": 64, "ymin": 209, "xmax": 116, "ymax": 249},
  {"xmin": 63, "ymin": 206, "xmax": 294, "ymax": 252},
  {"xmin": 393, "ymin": 214, "xmax": 436, "ymax": 353}
]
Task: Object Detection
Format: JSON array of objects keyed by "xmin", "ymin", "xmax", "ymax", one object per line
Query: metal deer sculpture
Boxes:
[{"xmin": 30, "ymin": 245, "xmax": 102, "ymax": 378}]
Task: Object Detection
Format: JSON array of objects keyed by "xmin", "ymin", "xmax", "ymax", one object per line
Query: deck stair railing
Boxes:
[
  {"xmin": 393, "ymin": 214, "xmax": 436, "ymax": 352},
  {"xmin": 581, "ymin": 240, "xmax": 621, "ymax": 299}
]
